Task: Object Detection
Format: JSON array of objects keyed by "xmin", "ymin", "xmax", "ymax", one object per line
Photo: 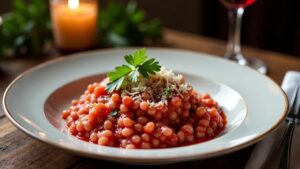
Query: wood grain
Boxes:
[
  {"xmin": 0, "ymin": 29, "xmax": 300, "ymax": 169},
  {"xmin": 0, "ymin": 118, "xmax": 81, "ymax": 169}
]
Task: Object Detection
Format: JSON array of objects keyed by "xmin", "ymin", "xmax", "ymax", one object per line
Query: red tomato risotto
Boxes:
[{"xmin": 61, "ymin": 49, "xmax": 226, "ymax": 149}]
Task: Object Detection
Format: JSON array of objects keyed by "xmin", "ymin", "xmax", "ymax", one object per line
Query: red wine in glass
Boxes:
[
  {"xmin": 219, "ymin": 0, "xmax": 267, "ymax": 74},
  {"xmin": 220, "ymin": 0, "xmax": 256, "ymax": 9}
]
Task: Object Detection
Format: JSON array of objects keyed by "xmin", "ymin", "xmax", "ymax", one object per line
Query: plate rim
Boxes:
[{"xmin": 2, "ymin": 47, "xmax": 289, "ymax": 163}]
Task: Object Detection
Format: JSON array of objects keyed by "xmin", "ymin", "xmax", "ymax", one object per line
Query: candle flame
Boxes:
[{"xmin": 68, "ymin": 0, "xmax": 79, "ymax": 10}]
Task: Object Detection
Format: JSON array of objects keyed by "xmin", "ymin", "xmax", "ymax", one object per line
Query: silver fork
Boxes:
[{"xmin": 279, "ymin": 85, "xmax": 300, "ymax": 169}]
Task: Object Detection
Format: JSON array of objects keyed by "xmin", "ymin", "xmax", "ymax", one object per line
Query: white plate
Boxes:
[{"xmin": 2, "ymin": 48, "xmax": 287, "ymax": 164}]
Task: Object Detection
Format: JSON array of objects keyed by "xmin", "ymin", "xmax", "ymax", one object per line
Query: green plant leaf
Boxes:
[
  {"xmin": 108, "ymin": 65, "xmax": 132, "ymax": 82},
  {"xmin": 98, "ymin": 0, "xmax": 162, "ymax": 48},
  {"xmin": 106, "ymin": 76, "xmax": 126, "ymax": 93},
  {"xmin": 124, "ymin": 48, "xmax": 148, "ymax": 67},
  {"xmin": 0, "ymin": 0, "xmax": 51, "ymax": 58},
  {"xmin": 106, "ymin": 49, "xmax": 161, "ymax": 92},
  {"xmin": 129, "ymin": 68, "xmax": 139, "ymax": 82},
  {"xmin": 138, "ymin": 58, "xmax": 161, "ymax": 78}
]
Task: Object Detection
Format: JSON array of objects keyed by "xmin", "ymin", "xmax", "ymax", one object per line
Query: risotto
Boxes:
[{"xmin": 61, "ymin": 49, "xmax": 226, "ymax": 149}]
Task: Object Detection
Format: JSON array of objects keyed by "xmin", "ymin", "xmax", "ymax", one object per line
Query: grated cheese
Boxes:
[{"xmin": 121, "ymin": 67, "xmax": 192, "ymax": 107}]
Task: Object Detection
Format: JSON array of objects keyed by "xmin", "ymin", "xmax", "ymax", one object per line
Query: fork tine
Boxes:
[
  {"xmin": 295, "ymin": 85, "xmax": 300, "ymax": 115},
  {"xmin": 279, "ymin": 85, "xmax": 300, "ymax": 169},
  {"xmin": 288, "ymin": 85, "xmax": 299, "ymax": 115}
]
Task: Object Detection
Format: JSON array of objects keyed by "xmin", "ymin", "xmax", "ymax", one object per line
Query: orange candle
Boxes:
[{"xmin": 50, "ymin": 0, "xmax": 98, "ymax": 51}]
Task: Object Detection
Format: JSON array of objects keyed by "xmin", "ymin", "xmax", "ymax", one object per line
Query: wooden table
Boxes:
[{"xmin": 1, "ymin": 29, "xmax": 300, "ymax": 169}]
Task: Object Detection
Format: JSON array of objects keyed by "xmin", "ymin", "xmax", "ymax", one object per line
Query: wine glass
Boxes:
[{"xmin": 220, "ymin": 0, "xmax": 267, "ymax": 74}]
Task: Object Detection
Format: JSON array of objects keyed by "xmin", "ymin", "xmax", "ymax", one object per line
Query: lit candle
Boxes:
[{"xmin": 50, "ymin": 0, "xmax": 98, "ymax": 51}]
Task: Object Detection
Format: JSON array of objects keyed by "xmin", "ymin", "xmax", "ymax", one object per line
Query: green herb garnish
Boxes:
[
  {"xmin": 110, "ymin": 109, "xmax": 118, "ymax": 117},
  {"xmin": 163, "ymin": 88, "xmax": 172, "ymax": 97},
  {"xmin": 106, "ymin": 48, "xmax": 161, "ymax": 93}
]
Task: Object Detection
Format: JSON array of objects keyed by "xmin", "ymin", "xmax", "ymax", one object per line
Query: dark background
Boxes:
[{"xmin": 1, "ymin": 0, "xmax": 300, "ymax": 57}]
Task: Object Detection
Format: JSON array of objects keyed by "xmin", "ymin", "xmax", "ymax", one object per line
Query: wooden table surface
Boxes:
[{"xmin": 1, "ymin": 29, "xmax": 300, "ymax": 169}]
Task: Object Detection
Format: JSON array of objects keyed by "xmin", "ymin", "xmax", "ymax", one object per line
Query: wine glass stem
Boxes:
[{"xmin": 226, "ymin": 8, "xmax": 245, "ymax": 62}]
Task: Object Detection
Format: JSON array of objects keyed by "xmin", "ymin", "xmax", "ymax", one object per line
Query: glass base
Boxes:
[
  {"xmin": 246, "ymin": 58, "xmax": 268, "ymax": 74},
  {"xmin": 225, "ymin": 53, "xmax": 268, "ymax": 74},
  {"xmin": 237, "ymin": 57, "xmax": 268, "ymax": 74}
]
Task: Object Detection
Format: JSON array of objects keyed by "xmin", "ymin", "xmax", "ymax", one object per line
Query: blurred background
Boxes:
[{"xmin": 1, "ymin": 0, "xmax": 300, "ymax": 57}]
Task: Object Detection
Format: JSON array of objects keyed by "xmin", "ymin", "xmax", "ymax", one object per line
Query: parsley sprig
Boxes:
[{"xmin": 106, "ymin": 48, "xmax": 161, "ymax": 93}]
